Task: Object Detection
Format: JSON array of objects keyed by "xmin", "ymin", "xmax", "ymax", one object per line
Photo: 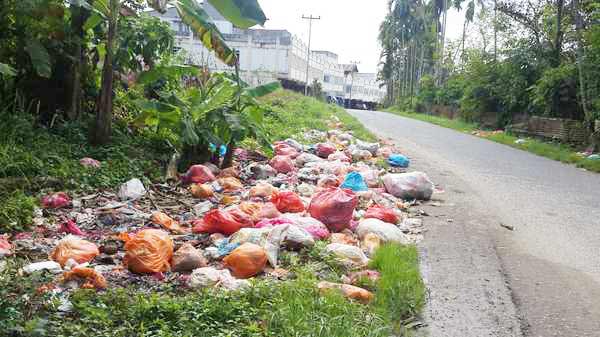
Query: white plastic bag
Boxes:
[
  {"xmin": 118, "ymin": 178, "xmax": 146, "ymax": 201},
  {"xmin": 356, "ymin": 218, "xmax": 410, "ymax": 244},
  {"xmin": 382, "ymin": 172, "xmax": 434, "ymax": 200},
  {"xmin": 325, "ymin": 243, "xmax": 369, "ymax": 267}
]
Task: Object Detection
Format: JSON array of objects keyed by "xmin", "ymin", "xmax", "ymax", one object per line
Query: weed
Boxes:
[{"xmin": 369, "ymin": 244, "xmax": 425, "ymax": 322}]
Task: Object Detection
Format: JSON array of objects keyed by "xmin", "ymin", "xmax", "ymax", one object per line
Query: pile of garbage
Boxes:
[{"xmin": 2, "ymin": 117, "xmax": 436, "ymax": 306}]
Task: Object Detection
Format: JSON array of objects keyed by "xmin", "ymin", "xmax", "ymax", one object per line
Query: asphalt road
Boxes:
[{"xmin": 347, "ymin": 109, "xmax": 600, "ymax": 337}]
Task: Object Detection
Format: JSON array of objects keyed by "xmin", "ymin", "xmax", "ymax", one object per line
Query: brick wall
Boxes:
[{"xmin": 522, "ymin": 116, "xmax": 588, "ymax": 144}]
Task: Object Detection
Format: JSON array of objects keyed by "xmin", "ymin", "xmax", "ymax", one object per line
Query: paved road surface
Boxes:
[{"xmin": 348, "ymin": 109, "xmax": 600, "ymax": 337}]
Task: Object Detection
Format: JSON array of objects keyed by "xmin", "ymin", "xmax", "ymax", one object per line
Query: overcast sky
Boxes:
[{"xmin": 258, "ymin": 0, "xmax": 465, "ymax": 74}]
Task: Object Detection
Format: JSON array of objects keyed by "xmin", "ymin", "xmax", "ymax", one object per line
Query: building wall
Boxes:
[{"xmin": 148, "ymin": 5, "xmax": 379, "ymax": 101}]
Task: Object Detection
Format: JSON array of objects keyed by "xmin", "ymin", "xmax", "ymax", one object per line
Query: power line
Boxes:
[{"xmin": 301, "ymin": 14, "xmax": 320, "ymax": 96}]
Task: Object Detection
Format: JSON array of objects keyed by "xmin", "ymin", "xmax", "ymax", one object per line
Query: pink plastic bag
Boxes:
[
  {"xmin": 79, "ymin": 157, "xmax": 101, "ymax": 168},
  {"xmin": 308, "ymin": 188, "xmax": 357, "ymax": 232},
  {"xmin": 41, "ymin": 192, "xmax": 71, "ymax": 209},
  {"xmin": 270, "ymin": 155, "xmax": 295, "ymax": 173},
  {"xmin": 182, "ymin": 165, "xmax": 216, "ymax": 184},
  {"xmin": 274, "ymin": 142, "xmax": 300, "ymax": 158},
  {"xmin": 364, "ymin": 205, "xmax": 399, "ymax": 224},
  {"xmin": 58, "ymin": 219, "xmax": 85, "ymax": 236},
  {"xmin": 255, "ymin": 217, "xmax": 294, "ymax": 228},
  {"xmin": 327, "ymin": 151, "xmax": 351, "ymax": 163}
]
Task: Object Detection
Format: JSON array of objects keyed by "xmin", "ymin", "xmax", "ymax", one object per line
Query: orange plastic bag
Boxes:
[
  {"xmin": 317, "ymin": 281, "xmax": 374, "ymax": 304},
  {"xmin": 182, "ymin": 165, "xmax": 216, "ymax": 184},
  {"xmin": 218, "ymin": 166, "xmax": 239, "ymax": 178},
  {"xmin": 191, "ymin": 184, "xmax": 214, "ymax": 199},
  {"xmin": 50, "ymin": 236, "xmax": 99, "ymax": 266},
  {"xmin": 218, "ymin": 177, "xmax": 243, "ymax": 192},
  {"xmin": 122, "ymin": 229, "xmax": 173, "ymax": 274},
  {"xmin": 364, "ymin": 205, "xmax": 399, "ymax": 224},
  {"xmin": 249, "ymin": 182, "xmax": 278, "ymax": 198},
  {"xmin": 271, "ymin": 191, "xmax": 305, "ymax": 213},
  {"xmin": 308, "ymin": 188, "xmax": 357, "ymax": 232},
  {"xmin": 197, "ymin": 209, "xmax": 253, "ymax": 235},
  {"xmin": 223, "ymin": 243, "xmax": 267, "ymax": 278},
  {"xmin": 151, "ymin": 211, "xmax": 187, "ymax": 234},
  {"xmin": 62, "ymin": 266, "xmax": 107, "ymax": 290}
]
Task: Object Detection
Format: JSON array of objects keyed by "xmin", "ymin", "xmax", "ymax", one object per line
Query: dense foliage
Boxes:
[{"xmin": 379, "ymin": 0, "xmax": 600, "ymax": 138}]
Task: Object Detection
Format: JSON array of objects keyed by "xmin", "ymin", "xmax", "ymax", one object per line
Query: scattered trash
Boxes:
[
  {"xmin": 326, "ymin": 243, "xmax": 369, "ymax": 267},
  {"xmin": 309, "ymin": 188, "xmax": 358, "ymax": 232},
  {"xmin": 7, "ymin": 117, "xmax": 435, "ymax": 305},
  {"xmin": 587, "ymin": 154, "xmax": 600, "ymax": 161},
  {"xmin": 62, "ymin": 266, "xmax": 107, "ymax": 289},
  {"xmin": 387, "ymin": 154, "xmax": 410, "ymax": 168},
  {"xmin": 118, "ymin": 178, "xmax": 146, "ymax": 201},
  {"xmin": 514, "ymin": 139, "xmax": 526, "ymax": 145},
  {"xmin": 122, "ymin": 229, "xmax": 173, "ymax": 274},
  {"xmin": 23, "ymin": 261, "xmax": 62, "ymax": 274},
  {"xmin": 172, "ymin": 243, "xmax": 208, "ymax": 272},
  {"xmin": 182, "ymin": 165, "xmax": 216, "ymax": 184},
  {"xmin": 382, "ymin": 172, "xmax": 434, "ymax": 200},
  {"xmin": 50, "ymin": 236, "xmax": 100, "ymax": 267},
  {"xmin": 223, "ymin": 243, "xmax": 268, "ymax": 278},
  {"xmin": 364, "ymin": 205, "xmax": 399, "ymax": 224},
  {"xmin": 271, "ymin": 191, "xmax": 305, "ymax": 213},
  {"xmin": 500, "ymin": 223, "xmax": 515, "ymax": 231},
  {"xmin": 41, "ymin": 192, "xmax": 71, "ymax": 209},
  {"xmin": 340, "ymin": 172, "xmax": 368, "ymax": 192},
  {"xmin": 317, "ymin": 281, "xmax": 374, "ymax": 304},
  {"xmin": 79, "ymin": 157, "xmax": 101, "ymax": 168},
  {"xmin": 356, "ymin": 218, "xmax": 410, "ymax": 244},
  {"xmin": 190, "ymin": 184, "xmax": 214, "ymax": 199}
]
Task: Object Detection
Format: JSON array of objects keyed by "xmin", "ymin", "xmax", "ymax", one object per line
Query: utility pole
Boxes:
[{"xmin": 302, "ymin": 14, "xmax": 320, "ymax": 96}]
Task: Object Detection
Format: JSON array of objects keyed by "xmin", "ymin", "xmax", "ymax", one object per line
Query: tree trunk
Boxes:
[
  {"xmin": 572, "ymin": 0, "xmax": 594, "ymax": 148},
  {"xmin": 66, "ymin": 5, "xmax": 89, "ymax": 120},
  {"xmin": 222, "ymin": 141, "xmax": 235, "ymax": 168},
  {"xmin": 493, "ymin": 0, "xmax": 498, "ymax": 61},
  {"xmin": 551, "ymin": 0, "xmax": 565, "ymax": 115},
  {"xmin": 91, "ymin": 1, "xmax": 118, "ymax": 145}
]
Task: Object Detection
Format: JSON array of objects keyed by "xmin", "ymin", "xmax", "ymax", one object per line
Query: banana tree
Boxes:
[
  {"xmin": 74, "ymin": 0, "xmax": 267, "ymax": 145},
  {"xmin": 134, "ymin": 69, "xmax": 280, "ymax": 168}
]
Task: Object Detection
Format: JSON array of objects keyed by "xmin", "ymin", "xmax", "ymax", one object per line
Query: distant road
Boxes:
[{"xmin": 348, "ymin": 109, "xmax": 600, "ymax": 337}]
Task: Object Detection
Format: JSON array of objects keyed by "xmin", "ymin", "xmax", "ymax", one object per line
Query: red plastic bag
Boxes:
[
  {"xmin": 364, "ymin": 205, "xmax": 399, "ymax": 224},
  {"xmin": 316, "ymin": 143, "xmax": 337, "ymax": 158},
  {"xmin": 270, "ymin": 155, "xmax": 295, "ymax": 173},
  {"xmin": 308, "ymin": 188, "xmax": 357, "ymax": 232},
  {"xmin": 122, "ymin": 229, "xmax": 173, "ymax": 274},
  {"xmin": 41, "ymin": 192, "xmax": 70, "ymax": 209},
  {"xmin": 223, "ymin": 243, "xmax": 268, "ymax": 278},
  {"xmin": 271, "ymin": 191, "xmax": 305, "ymax": 213},
  {"xmin": 196, "ymin": 209, "xmax": 253, "ymax": 235},
  {"xmin": 58, "ymin": 219, "xmax": 84, "ymax": 236},
  {"xmin": 50, "ymin": 236, "xmax": 100, "ymax": 266},
  {"xmin": 182, "ymin": 165, "xmax": 216, "ymax": 184}
]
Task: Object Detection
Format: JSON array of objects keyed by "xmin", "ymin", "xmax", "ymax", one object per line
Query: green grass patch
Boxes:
[
  {"xmin": 369, "ymin": 244, "xmax": 425, "ymax": 323},
  {"xmin": 386, "ymin": 108, "xmax": 600, "ymax": 173},
  {"xmin": 260, "ymin": 90, "xmax": 377, "ymax": 143},
  {"xmin": 386, "ymin": 107, "xmax": 478, "ymax": 133}
]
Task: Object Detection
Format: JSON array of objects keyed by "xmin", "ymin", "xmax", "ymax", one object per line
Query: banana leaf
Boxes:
[
  {"xmin": 244, "ymin": 81, "xmax": 281, "ymax": 98},
  {"xmin": 174, "ymin": 0, "xmax": 237, "ymax": 66},
  {"xmin": 25, "ymin": 40, "xmax": 52, "ymax": 78},
  {"xmin": 0, "ymin": 63, "xmax": 16, "ymax": 77},
  {"xmin": 207, "ymin": 0, "xmax": 266, "ymax": 28}
]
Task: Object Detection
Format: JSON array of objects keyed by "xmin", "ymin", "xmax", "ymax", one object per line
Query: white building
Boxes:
[{"xmin": 148, "ymin": 3, "xmax": 383, "ymax": 103}]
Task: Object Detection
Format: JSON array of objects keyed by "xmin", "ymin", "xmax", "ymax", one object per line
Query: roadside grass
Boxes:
[
  {"xmin": 386, "ymin": 107, "xmax": 600, "ymax": 173},
  {"xmin": 260, "ymin": 90, "xmax": 377, "ymax": 143},
  {"xmin": 2, "ymin": 243, "xmax": 424, "ymax": 337}
]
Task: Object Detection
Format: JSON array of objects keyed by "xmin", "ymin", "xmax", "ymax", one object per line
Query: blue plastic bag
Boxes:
[
  {"xmin": 209, "ymin": 143, "xmax": 228, "ymax": 157},
  {"xmin": 388, "ymin": 154, "xmax": 410, "ymax": 168},
  {"xmin": 340, "ymin": 172, "xmax": 368, "ymax": 192}
]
